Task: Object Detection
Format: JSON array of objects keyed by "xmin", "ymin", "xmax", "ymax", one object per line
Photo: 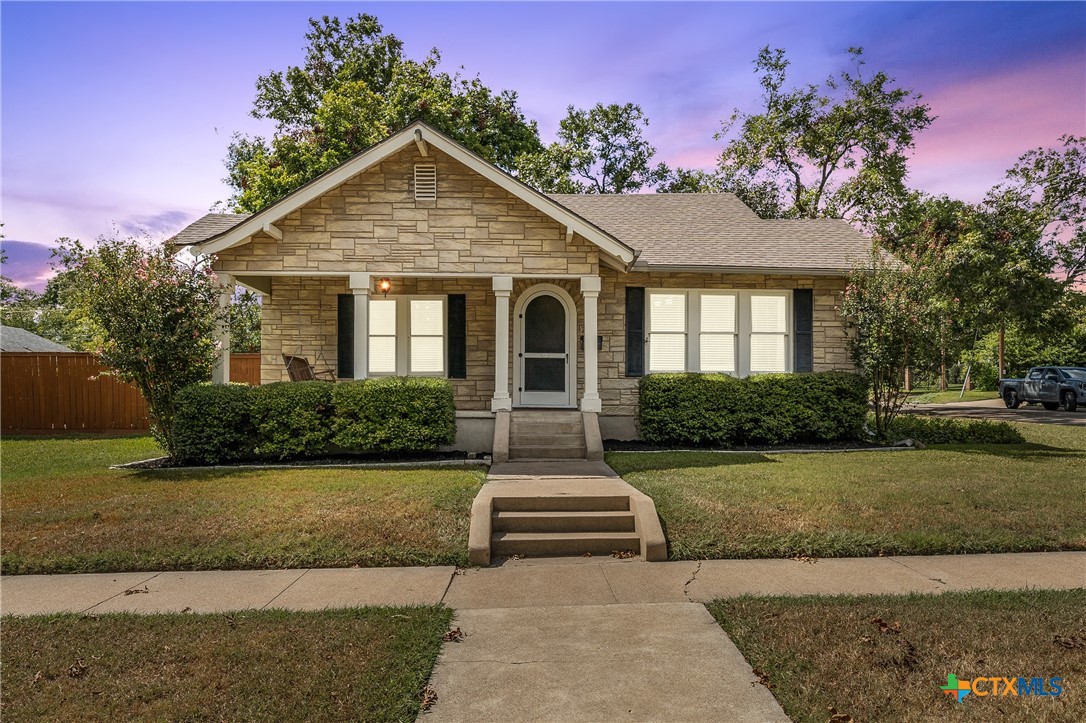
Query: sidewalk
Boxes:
[{"xmin": 3, "ymin": 551, "xmax": 1083, "ymax": 616}]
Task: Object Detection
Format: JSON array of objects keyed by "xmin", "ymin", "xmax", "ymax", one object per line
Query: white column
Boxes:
[
  {"xmin": 211, "ymin": 273, "xmax": 233, "ymax": 384},
  {"xmin": 491, "ymin": 275, "xmax": 513, "ymax": 412},
  {"xmin": 580, "ymin": 275, "xmax": 602, "ymax": 412},
  {"xmin": 349, "ymin": 273, "xmax": 371, "ymax": 379}
]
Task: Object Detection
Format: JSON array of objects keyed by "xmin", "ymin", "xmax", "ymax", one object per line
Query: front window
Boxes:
[
  {"xmin": 646, "ymin": 289, "xmax": 791, "ymax": 376},
  {"xmin": 368, "ymin": 296, "xmax": 446, "ymax": 376}
]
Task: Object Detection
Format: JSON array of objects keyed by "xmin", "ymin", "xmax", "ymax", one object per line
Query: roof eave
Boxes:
[{"xmin": 631, "ymin": 262, "xmax": 857, "ymax": 276}]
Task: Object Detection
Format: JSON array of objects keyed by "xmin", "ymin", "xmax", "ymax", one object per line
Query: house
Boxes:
[
  {"xmin": 0, "ymin": 325, "xmax": 73, "ymax": 353},
  {"xmin": 173, "ymin": 121, "xmax": 868, "ymax": 459}
]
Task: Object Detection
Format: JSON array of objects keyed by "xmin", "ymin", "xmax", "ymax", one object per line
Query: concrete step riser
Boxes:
[
  {"xmin": 492, "ymin": 496, "xmax": 631, "ymax": 512},
  {"xmin": 509, "ymin": 434, "xmax": 586, "ymax": 447},
  {"xmin": 492, "ymin": 533, "xmax": 641, "ymax": 557},
  {"xmin": 492, "ymin": 511, "xmax": 636, "ymax": 533},
  {"xmin": 510, "ymin": 413, "xmax": 583, "ymax": 423},
  {"xmin": 511, "ymin": 422, "xmax": 584, "ymax": 435},
  {"xmin": 509, "ymin": 447, "xmax": 588, "ymax": 460}
]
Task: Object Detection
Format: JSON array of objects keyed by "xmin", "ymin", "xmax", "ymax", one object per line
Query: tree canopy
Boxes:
[
  {"xmin": 225, "ymin": 14, "xmax": 542, "ymax": 212},
  {"xmin": 515, "ymin": 103, "xmax": 668, "ymax": 194},
  {"xmin": 713, "ymin": 46, "xmax": 934, "ymax": 222}
]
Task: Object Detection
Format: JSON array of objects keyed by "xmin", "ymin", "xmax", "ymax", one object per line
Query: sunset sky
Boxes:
[{"xmin": 2, "ymin": 1, "xmax": 1084, "ymax": 291}]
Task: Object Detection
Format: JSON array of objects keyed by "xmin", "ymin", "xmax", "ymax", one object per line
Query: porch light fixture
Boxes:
[{"xmin": 376, "ymin": 277, "xmax": 393, "ymax": 297}]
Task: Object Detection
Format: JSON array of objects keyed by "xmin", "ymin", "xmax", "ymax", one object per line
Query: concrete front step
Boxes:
[
  {"xmin": 511, "ymin": 421, "xmax": 585, "ymax": 435},
  {"xmin": 509, "ymin": 432, "xmax": 586, "ymax": 447},
  {"xmin": 509, "ymin": 445, "xmax": 588, "ymax": 460},
  {"xmin": 511, "ymin": 410, "xmax": 583, "ymax": 422},
  {"xmin": 491, "ymin": 531, "xmax": 642, "ymax": 557},
  {"xmin": 492, "ymin": 495, "xmax": 631, "ymax": 512},
  {"xmin": 492, "ymin": 510, "xmax": 636, "ymax": 533}
]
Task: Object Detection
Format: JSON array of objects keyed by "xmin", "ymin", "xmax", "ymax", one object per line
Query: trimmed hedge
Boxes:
[
  {"xmin": 172, "ymin": 378, "xmax": 456, "ymax": 464},
  {"xmin": 173, "ymin": 383, "xmax": 254, "ymax": 465},
  {"xmin": 333, "ymin": 377, "xmax": 456, "ymax": 453},
  {"xmin": 250, "ymin": 382, "xmax": 335, "ymax": 459},
  {"xmin": 638, "ymin": 371, "xmax": 869, "ymax": 447},
  {"xmin": 887, "ymin": 415, "xmax": 1025, "ymax": 445}
]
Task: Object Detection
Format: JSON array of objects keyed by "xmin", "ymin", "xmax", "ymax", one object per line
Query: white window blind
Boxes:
[
  {"xmin": 368, "ymin": 299, "xmax": 398, "ymax": 374},
  {"xmin": 414, "ymin": 164, "xmax": 437, "ymax": 201},
  {"xmin": 410, "ymin": 299, "xmax": 444, "ymax": 374},
  {"xmin": 648, "ymin": 292, "xmax": 687, "ymax": 372},
  {"xmin": 699, "ymin": 293, "xmax": 737, "ymax": 373},
  {"xmin": 749, "ymin": 294, "xmax": 788, "ymax": 373}
]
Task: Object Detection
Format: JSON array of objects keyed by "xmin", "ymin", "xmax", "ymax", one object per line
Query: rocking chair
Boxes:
[{"xmin": 282, "ymin": 354, "xmax": 337, "ymax": 382}]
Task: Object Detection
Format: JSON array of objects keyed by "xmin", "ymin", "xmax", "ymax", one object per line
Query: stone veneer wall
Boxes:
[
  {"xmin": 214, "ymin": 145, "xmax": 598, "ymax": 276},
  {"xmin": 595, "ymin": 268, "xmax": 854, "ymax": 418}
]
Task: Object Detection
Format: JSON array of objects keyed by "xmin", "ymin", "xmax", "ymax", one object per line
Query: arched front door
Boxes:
[{"xmin": 514, "ymin": 286, "xmax": 575, "ymax": 407}]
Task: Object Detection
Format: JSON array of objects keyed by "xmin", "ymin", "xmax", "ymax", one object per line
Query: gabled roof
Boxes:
[
  {"xmin": 552, "ymin": 194, "xmax": 872, "ymax": 273},
  {"xmin": 171, "ymin": 213, "xmax": 249, "ymax": 246},
  {"xmin": 0, "ymin": 325, "xmax": 73, "ymax": 353},
  {"xmin": 187, "ymin": 121, "xmax": 636, "ymax": 266}
]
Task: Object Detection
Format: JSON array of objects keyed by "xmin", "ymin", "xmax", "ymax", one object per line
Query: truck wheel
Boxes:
[
  {"xmin": 1004, "ymin": 390, "xmax": 1021, "ymax": 409},
  {"xmin": 1042, "ymin": 402, "xmax": 1060, "ymax": 411},
  {"xmin": 1063, "ymin": 391, "xmax": 1078, "ymax": 413}
]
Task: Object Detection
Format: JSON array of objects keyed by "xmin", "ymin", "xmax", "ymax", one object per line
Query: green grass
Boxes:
[
  {"xmin": 0, "ymin": 606, "xmax": 452, "ymax": 722},
  {"xmin": 909, "ymin": 389, "xmax": 999, "ymax": 404},
  {"xmin": 709, "ymin": 590, "xmax": 1086, "ymax": 723},
  {"xmin": 0, "ymin": 435, "xmax": 485, "ymax": 574},
  {"xmin": 606, "ymin": 423, "xmax": 1086, "ymax": 559}
]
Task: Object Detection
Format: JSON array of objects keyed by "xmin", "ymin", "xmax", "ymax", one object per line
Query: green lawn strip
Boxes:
[
  {"xmin": 606, "ymin": 423, "xmax": 1086, "ymax": 559},
  {"xmin": 0, "ymin": 606, "xmax": 452, "ymax": 722},
  {"xmin": 909, "ymin": 390, "xmax": 999, "ymax": 404},
  {"xmin": 1, "ymin": 436, "xmax": 484, "ymax": 574},
  {"xmin": 708, "ymin": 590, "xmax": 1086, "ymax": 723}
]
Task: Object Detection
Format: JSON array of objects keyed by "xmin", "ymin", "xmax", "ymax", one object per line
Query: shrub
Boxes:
[
  {"xmin": 173, "ymin": 383, "xmax": 256, "ymax": 464},
  {"xmin": 887, "ymin": 415, "xmax": 1025, "ymax": 445},
  {"xmin": 333, "ymin": 377, "xmax": 456, "ymax": 452},
  {"xmin": 638, "ymin": 371, "xmax": 869, "ymax": 447},
  {"xmin": 250, "ymin": 382, "xmax": 335, "ymax": 459}
]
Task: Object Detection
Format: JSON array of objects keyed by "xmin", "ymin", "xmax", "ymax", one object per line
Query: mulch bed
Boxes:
[{"xmin": 117, "ymin": 450, "xmax": 481, "ymax": 470}]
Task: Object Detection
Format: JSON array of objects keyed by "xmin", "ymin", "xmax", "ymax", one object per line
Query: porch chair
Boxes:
[{"xmin": 282, "ymin": 354, "xmax": 337, "ymax": 382}]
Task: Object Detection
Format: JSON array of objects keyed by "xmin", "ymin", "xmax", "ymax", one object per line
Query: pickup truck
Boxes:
[{"xmin": 999, "ymin": 366, "xmax": 1086, "ymax": 412}]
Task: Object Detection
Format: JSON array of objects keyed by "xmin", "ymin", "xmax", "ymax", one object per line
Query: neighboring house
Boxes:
[
  {"xmin": 0, "ymin": 325, "xmax": 73, "ymax": 353},
  {"xmin": 173, "ymin": 121, "xmax": 868, "ymax": 453}
]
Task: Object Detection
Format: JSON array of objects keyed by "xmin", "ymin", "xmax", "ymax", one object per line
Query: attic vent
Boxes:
[{"xmin": 414, "ymin": 164, "xmax": 437, "ymax": 201}]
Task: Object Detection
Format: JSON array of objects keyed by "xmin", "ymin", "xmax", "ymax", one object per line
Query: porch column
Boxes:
[
  {"xmin": 211, "ymin": 273, "xmax": 233, "ymax": 384},
  {"xmin": 350, "ymin": 273, "xmax": 370, "ymax": 379},
  {"xmin": 580, "ymin": 275, "xmax": 602, "ymax": 412},
  {"xmin": 491, "ymin": 275, "xmax": 513, "ymax": 411}
]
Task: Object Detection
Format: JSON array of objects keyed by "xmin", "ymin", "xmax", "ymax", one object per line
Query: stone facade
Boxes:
[{"xmin": 215, "ymin": 145, "xmax": 598, "ymax": 276}]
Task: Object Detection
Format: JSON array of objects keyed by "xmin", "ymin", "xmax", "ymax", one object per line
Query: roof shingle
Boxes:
[{"xmin": 171, "ymin": 213, "xmax": 250, "ymax": 247}]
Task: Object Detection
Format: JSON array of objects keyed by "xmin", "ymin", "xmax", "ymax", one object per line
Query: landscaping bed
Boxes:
[
  {"xmin": 606, "ymin": 422, "xmax": 1086, "ymax": 559},
  {"xmin": 0, "ymin": 606, "xmax": 452, "ymax": 722},
  {"xmin": 709, "ymin": 589, "xmax": 1086, "ymax": 722},
  {"xmin": 1, "ymin": 436, "xmax": 484, "ymax": 575}
]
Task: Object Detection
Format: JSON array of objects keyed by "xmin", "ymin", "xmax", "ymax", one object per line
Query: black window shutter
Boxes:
[
  {"xmin": 625, "ymin": 287, "xmax": 645, "ymax": 377},
  {"xmin": 793, "ymin": 289, "xmax": 814, "ymax": 373},
  {"xmin": 447, "ymin": 294, "xmax": 467, "ymax": 379},
  {"xmin": 337, "ymin": 294, "xmax": 354, "ymax": 378}
]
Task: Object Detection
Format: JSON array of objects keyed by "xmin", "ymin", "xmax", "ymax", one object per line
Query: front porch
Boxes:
[{"xmin": 211, "ymin": 271, "xmax": 608, "ymax": 457}]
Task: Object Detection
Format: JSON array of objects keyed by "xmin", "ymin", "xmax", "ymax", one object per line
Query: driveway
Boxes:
[{"xmin": 905, "ymin": 397, "xmax": 1086, "ymax": 426}]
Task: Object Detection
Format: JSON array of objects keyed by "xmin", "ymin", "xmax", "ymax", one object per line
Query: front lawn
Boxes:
[
  {"xmin": 0, "ymin": 606, "xmax": 452, "ymax": 721},
  {"xmin": 606, "ymin": 423, "xmax": 1086, "ymax": 559},
  {"xmin": 1, "ymin": 436, "xmax": 484, "ymax": 574},
  {"xmin": 709, "ymin": 590, "xmax": 1086, "ymax": 722}
]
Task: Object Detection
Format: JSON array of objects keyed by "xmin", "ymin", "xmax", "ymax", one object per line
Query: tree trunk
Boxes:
[
  {"xmin": 998, "ymin": 325, "xmax": 1006, "ymax": 378},
  {"xmin": 904, "ymin": 367, "xmax": 912, "ymax": 392},
  {"xmin": 940, "ymin": 346, "xmax": 947, "ymax": 392}
]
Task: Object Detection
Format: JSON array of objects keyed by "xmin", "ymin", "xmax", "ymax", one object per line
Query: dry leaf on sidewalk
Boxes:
[
  {"xmin": 123, "ymin": 586, "xmax": 149, "ymax": 596},
  {"xmin": 421, "ymin": 686, "xmax": 438, "ymax": 710},
  {"xmin": 790, "ymin": 554, "xmax": 818, "ymax": 564},
  {"xmin": 442, "ymin": 627, "xmax": 465, "ymax": 643}
]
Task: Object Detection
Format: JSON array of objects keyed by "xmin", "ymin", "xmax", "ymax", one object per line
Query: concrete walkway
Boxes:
[{"xmin": 3, "ymin": 553, "xmax": 1083, "ymax": 722}]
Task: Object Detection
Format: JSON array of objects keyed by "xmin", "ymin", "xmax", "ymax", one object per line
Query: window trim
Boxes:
[
  {"xmin": 645, "ymin": 289, "xmax": 793, "ymax": 376},
  {"xmin": 367, "ymin": 295, "xmax": 448, "ymax": 377}
]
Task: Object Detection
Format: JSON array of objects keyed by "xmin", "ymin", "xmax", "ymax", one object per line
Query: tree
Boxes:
[
  {"xmin": 656, "ymin": 167, "xmax": 786, "ymax": 218},
  {"xmin": 55, "ymin": 236, "xmax": 228, "ymax": 457},
  {"xmin": 839, "ymin": 253, "xmax": 945, "ymax": 436},
  {"xmin": 994, "ymin": 135, "xmax": 1086, "ymax": 288},
  {"xmin": 716, "ymin": 47, "xmax": 934, "ymax": 224},
  {"xmin": 226, "ymin": 14, "xmax": 542, "ymax": 212},
  {"xmin": 230, "ymin": 289, "xmax": 261, "ymax": 353},
  {"xmin": 515, "ymin": 103, "xmax": 669, "ymax": 194},
  {"xmin": 0, "ymin": 247, "xmax": 43, "ymax": 332}
]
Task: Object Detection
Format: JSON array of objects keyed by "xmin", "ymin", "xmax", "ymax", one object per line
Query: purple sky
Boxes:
[{"xmin": 2, "ymin": 1, "xmax": 1084, "ymax": 291}]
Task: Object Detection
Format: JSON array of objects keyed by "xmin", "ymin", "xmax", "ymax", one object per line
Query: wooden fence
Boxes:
[{"xmin": 1, "ymin": 353, "xmax": 260, "ymax": 433}]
